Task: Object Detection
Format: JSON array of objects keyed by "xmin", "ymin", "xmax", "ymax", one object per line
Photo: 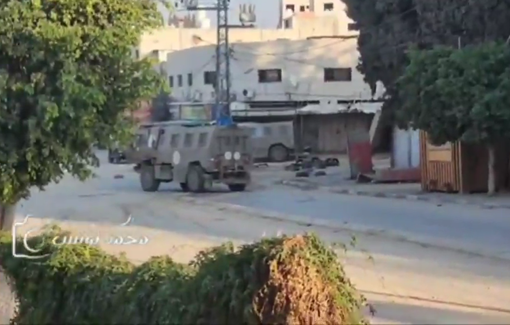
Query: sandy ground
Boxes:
[{"xmin": 2, "ymin": 198, "xmax": 510, "ymax": 324}]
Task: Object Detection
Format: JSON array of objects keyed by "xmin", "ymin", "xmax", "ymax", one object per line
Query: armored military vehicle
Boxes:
[
  {"xmin": 122, "ymin": 123, "xmax": 154, "ymax": 163},
  {"xmin": 132, "ymin": 120, "xmax": 253, "ymax": 193}
]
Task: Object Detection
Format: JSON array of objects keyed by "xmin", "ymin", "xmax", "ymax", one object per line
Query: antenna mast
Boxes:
[
  {"xmin": 215, "ymin": 0, "xmax": 230, "ymax": 111},
  {"xmin": 180, "ymin": 1, "xmax": 257, "ymax": 120}
]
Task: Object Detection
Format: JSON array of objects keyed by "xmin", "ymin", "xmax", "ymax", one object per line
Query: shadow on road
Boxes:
[{"xmin": 369, "ymin": 297, "xmax": 510, "ymax": 324}]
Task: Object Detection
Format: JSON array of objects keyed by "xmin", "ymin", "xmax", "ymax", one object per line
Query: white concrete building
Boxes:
[
  {"xmin": 137, "ymin": 0, "xmax": 357, "ymax": 61},
  {"xmin": 163, "ymin": 37, "xmax": 380, "ymax": 103},
  {"xmin": 137, "ymin": 0, "xmax": 388, "ymax": 155},
  {"xmin": 164, "ymin": 0, "xmax": 355, "ymax": 31},
  {"xmin": 137, "ymin": 14, "xmax": 349, "ymax": 61},
  {"xmin": 278, "ymin": 0, "xmax": 357, "ymax": 36}
]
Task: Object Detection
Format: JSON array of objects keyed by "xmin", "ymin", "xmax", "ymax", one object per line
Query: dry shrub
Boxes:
[
  {"xmin": 189, "ymin": 233, "xmax": 367, "ymax": 324},
  {"xmin": 256, "ymin": 236, "xmax": 346, "ymax": 324}
]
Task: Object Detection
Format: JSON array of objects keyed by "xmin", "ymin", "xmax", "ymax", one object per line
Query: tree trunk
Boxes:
[
  {"xmin": 487, "ymin": 144, "xmax": 497, "ymax": 196},
  {"xmin": 0, "ymin": 204, "xmax": 16, "ymax": 232}
]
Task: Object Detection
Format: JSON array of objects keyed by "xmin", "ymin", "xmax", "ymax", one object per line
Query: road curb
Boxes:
[
  {"xmin": 175, "ymin": 195, "xmax": 510, "ymax": 263},
  {"xmin": 280, "ymin": 180, "xmax": 510, "ymax": 210}
]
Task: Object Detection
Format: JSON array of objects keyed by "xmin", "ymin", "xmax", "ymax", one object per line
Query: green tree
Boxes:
[
  {"xmin": 396, "ymin": 42, "xmax": 510, "ymax": 194},
  {"xmin": 342, "ymin": 0, "xmax": 510, "ymax": 113},
  {"xmin": 0, "ymin": 0, "xmax": 168, "ymax": 230}
]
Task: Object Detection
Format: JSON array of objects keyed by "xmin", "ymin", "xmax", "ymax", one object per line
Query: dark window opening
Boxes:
[
  {"xmin": 258, "ymin": 69, "xmax": 282, "ymax": 83},
  {"xmin": 324, "ymin": 3, "xmax": 334, "ymax": 11},
  {"xmin": 204, "ymin": 71, "xmax": 216, "ymax": 85},
  {"xmin": 324, "ymin": 68, "xmax": 352, "ymax": 82},
  {"xmin": 285, "ymin": 4, "xmax": 294, "ymax": 11},
  {"xmin": 348, "ymin": 23, "xmax": 357, "ymax": 31}
]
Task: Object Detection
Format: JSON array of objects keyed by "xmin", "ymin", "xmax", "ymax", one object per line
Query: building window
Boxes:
[
  {"xmin": 299, "ymin": 5, "xmax": 305, "ymax": 11},
  {"xmin": 258, "ymin": 69, "xmax": 282, "ymax": 83},
  {"xmin": 184, "ymin": 133, "xmax": 193, "ymax": 147},
  {"xmin": 324, "ymin": 68, "xmax": 352, "ymax": 82},
  {"xmin": 348, "ymin": 23, "xmax": 357, "ymax": 31},
  {"xmin": 204, "ymin": 71, "xmax": 216, "ymax": 85},
  {"xmin": 169, "ymin": 76, "xmax": 174, "ymax": 87},
  {"xmin": 285, "ymin": 4, "xmax": 294, "ymax": 11},
  {"xmin": 324, "ymin": 3, "xmax": 334, "ymax": 11},
  {"xmin": 187, "ymin": 73, "xmax": 193, "ymax": 86},
  {"xmin": 177, "ymin": 74, "xmax": 183, "ymax": 87}
]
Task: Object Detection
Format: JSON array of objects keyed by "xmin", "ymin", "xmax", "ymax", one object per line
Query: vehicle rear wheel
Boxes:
[
  {"xmin": 228, "ymin": 184, "xmax": 246, "ymax": 192},
  {"xmin": 180, "ymin": 182, "xmax": 189, "ymax": 192},
  {"xmin": 186, "ymin": 165, "xmax": 205, "ymax": 193},
  {"xmin": 268, "ymin": 144, "xmax": 289, "ymax": 162},
  {"xmin": 140, "ymin": 164, "xmax": 160, "ymax": 192}
]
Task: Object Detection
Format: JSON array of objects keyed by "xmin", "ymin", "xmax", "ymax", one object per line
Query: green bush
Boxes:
[{"xmin": 0, "ymin": 227, "xmax": 368, "ymax": 324}]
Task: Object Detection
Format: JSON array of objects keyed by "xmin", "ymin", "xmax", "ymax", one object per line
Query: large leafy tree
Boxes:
[
  {"xmin": 0, "ymin": 0, "xmax": 167, "ymax": 229},
  {"xmin": 396, "ymin": 42, "xmax": 510, "ymax": 194},
  {"xmin": 343, "ymin": 0, "xmax": 510, "ymax": 115}
]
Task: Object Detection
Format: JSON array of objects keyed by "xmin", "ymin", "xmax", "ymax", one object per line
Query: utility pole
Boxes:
[
  {"xmin": 215, "ymin": 0, "xmax": 230, "ymax": 112},
  {"xmin": 180, "ymin": 1, "xmax": 255, "ymax": 121}
]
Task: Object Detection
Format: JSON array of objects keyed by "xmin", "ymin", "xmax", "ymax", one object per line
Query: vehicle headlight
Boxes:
[
  {"xmin": 233, "ymin": 152, "xmax": 241, "ymax": 160},
  {"xmin": 224, "ymin": 151, "xmax": 232, "ymax": 160}
]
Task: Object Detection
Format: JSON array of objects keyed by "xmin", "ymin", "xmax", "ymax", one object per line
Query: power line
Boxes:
[
  {"xmin": 179, "ymin": 0, "xmax": 232, "ymax": 118},
  {"xmin": 232, "ymin": 39, "xmax": 351, "ymax": 56},
  {"xmin": 168, "ymin": 1, "xmax": 475, "ymax": 105},
  {"xmin": 228, "ymin": 3, "xmax": 425, "ymax": 56},
  {"xmin": 235, "ymin": 1, "xmax": 471, "ymax": 57},
  {"xmin": 232, "ymin": 1, "xmax": 472, "ymax": 66},
  {"xmin": 190, "ymin": 56, "xmax": 216, "ymax": 75}
]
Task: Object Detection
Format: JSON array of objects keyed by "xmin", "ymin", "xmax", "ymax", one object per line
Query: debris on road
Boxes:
[
  {"xmin": 314, "ymin": 170, "xmax": 327, "ymax": 177},
  {"xmin": 254, "ymin": 163, "xmax": 269, "ymax": 168},
  {"xmin": 295, "ymin": 170, "xmax": 310, "ymax": 177}
]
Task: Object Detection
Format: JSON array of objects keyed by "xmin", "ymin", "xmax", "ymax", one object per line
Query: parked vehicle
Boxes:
[
  {"xmin": 238, "ymin": 121, "xmax": 294, "ymax": 162},
  {"xmin": 131, "ymin": 120, "xmax": 253, "ymax": 192},
  {"xmin": 108, "ymin": 147, "xmax": 126, "ymax": 163}
]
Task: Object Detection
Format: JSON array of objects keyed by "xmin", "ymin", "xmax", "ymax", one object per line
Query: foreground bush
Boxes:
[{"xmin": 0, "ymin": 227, "xmax": 368, "ymax": 324}]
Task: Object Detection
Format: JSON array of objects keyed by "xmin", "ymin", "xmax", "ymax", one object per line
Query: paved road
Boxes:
[
  {"xmin": 1, "ymin": 157, "xmax": 510, "ymax": 324},
  {"xmin": 87, "ymin": 161, "xmax": 510, "ymax": 260},
  {"xmin": 209, "ymin": 186, "xmax": 510, "ymax": 260}
]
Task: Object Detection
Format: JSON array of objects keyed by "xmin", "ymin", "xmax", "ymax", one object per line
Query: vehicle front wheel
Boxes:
[
  {"xmin": 186, "ymin": 165, "xmax": 205, "ymax": 193},
  {"xmin": 268, "ymin": 144, "xmax": 289, "ymax": 162},
  {"xmin": 140, "ymin": 164, "xmax": 160, "ymax": 192},
  {"xmin": 228, "ymin": 184, "xmax": 246, "ymax": 192}
]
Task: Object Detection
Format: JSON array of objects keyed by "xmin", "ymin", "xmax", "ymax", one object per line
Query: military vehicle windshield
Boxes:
[{"xmin": 215, "ymin": 126, "xmax": 250, "ymax": 158}]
